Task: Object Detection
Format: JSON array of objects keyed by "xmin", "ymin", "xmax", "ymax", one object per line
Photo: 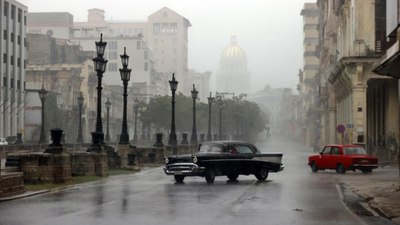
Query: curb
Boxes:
[{"xmin": 0, "ymin": 190, "xmax": 49, "ymax": 202}]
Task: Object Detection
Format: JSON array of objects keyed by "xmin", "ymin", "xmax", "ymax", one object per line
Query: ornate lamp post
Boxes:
[
  {"xmin": 217, "ymin": 94, "xmax": 224, "ymax": 140},
  {"xmin": 77, "ymin": 92, "xmax": 84, "ymax": 143},
  {"xmin": 207, "ymin": 92, "xmax": 214, "ymax": 141},
  {"xmin": 38, "ymin": 85, "xmax": 48, "ymax": 144},
  {"xmin": 90, "ymin": 33, "xmax": 108, "ymax": 150},
  {"xmin": 168, "ymin": 73, "xmax": 178, "ymax": 151},
  {"xmin": 105, "ymin": 98, "xmax": 111, "ymax": 142},
  {"xmin": 190, "ymin": 84, "xmax": 199, "ymax": 145},
  {"xmin": 119, "ymin": 47, "xmax": 131, "ymax": 144},
  {"xmin": 133, "ymin": 98, "xmax": 139, "ymax": 144}
]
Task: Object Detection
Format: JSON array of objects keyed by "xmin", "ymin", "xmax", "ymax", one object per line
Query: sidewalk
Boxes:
[{"xmin": 341, "ymin": 164, "xmax": 400, "ymax": 224}]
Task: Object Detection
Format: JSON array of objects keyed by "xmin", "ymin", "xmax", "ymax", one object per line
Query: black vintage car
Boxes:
[{"xmin": 163, "ymin": 140, "xmax": 284, "ymax": 183}]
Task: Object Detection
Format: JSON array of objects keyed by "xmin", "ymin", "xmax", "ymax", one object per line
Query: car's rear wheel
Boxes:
[
  {"xmin": 205, "ymin": 167, "xmax": 215, "ymax": 184},
  {"xmin": 336, "ymin": 164, "xmax": 346, "ymax": 174},
  {"xmin": 310, "ymin": 162, "xmax": 318, "ymax": 173},
  {"xmin": 174, "ymin": 175, "xmax": 185, "ymax": 183},
  {"xmin": 227, "ymin": 173, "xmax": 239, "ymax": 181},
  {"xmin": 255, "ymin": 167, "xmax": 269, "ymax": 181}
]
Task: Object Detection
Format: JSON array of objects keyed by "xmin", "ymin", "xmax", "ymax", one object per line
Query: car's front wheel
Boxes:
[
  {"xmin": 174, "ymin": 175, "xmax": 185, "ymax": 183},
  {"xmin": 205, "ymin": 167, "xmax": 215, "ymax": 184},
  {"xmin": 336, "ymin": 164, "xmax": 346, "ymax": 174},
  {"xmin": 255, "ymin": 167, "xmax": 269, "ymax": 181},
  {"xmin": 310, "ymin": 162, "xmax": 318, "ymax": 173}
]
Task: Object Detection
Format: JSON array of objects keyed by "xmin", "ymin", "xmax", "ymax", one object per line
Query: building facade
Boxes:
[
  {"xmin": 0, "ymin": 0, "xmax": 27, "ymax": 139},
  {"xmin": 26, "ymin": 7, "xmax": 194, "ymax": 97},
  {"xmin": 303, "ymin": 0, "xmax": 398, "ymax": 161},
  {"xmin": 300, "ymin": 3, "xmax": 320, "ymax": 148},
  {"xmin": 216, "ymin": 35, "xmax": 251, "ymax": 95}
]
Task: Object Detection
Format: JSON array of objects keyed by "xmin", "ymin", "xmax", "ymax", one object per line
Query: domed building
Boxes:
[{"xmin": 216, "ymin": 35, "xmax": 251, "ymax": 94}]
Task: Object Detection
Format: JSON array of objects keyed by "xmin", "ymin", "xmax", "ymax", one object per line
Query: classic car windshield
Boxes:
[
  {"xmin": 344, "ymin": 147, "xmax": 367, "ymax": 155},
  {"xmin": 199, "ymin": 143, "xmax": 224, "ymax": 153}
]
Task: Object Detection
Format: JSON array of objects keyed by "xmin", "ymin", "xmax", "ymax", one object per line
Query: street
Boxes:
[{"xmin": 0, "ymin": 138, "xmax": 378, "ymax": 225}]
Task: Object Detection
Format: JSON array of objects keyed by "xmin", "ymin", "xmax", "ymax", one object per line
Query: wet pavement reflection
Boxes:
[{"xmin": 0, "ymin": 138, "xmax": 368, "ymax": 225}]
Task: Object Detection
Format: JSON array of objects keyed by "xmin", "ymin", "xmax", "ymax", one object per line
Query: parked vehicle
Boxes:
[
  {"xmin": 164, "ymin": 140, "xmax": 284, "ymax": 183},
  {"xmin": 308, "ymin": 144, "xmax": 378, "ymax": 174},
  {"xmin": 0, "ymin": 138, "xmax": 8, "ymax": 145}
]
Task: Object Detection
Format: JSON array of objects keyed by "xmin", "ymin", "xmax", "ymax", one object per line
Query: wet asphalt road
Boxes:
[{"xmin": 0, "ymin": 138, "xmax": 370, "ymax": 225}]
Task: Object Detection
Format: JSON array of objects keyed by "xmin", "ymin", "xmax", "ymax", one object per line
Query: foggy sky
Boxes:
[{"xmin": 19, "ymin": 0, "xmax": 314, "ymax": 93}]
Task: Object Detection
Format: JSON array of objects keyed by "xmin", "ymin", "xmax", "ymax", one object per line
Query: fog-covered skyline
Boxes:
[{"xmin": 19, "ymin": 0, "xmax": 314, "ymax": 93}]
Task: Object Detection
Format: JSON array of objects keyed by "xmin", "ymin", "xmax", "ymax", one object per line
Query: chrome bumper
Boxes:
[
  {"xmin": 164, "ymin": 163, "xmax": 205, "ymax": 176},
  {"xmin": 352, "ymin": 164, "xmax": 378, "ymax": 168}
]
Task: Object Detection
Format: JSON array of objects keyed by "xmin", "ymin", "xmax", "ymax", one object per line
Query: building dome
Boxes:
[{"xmin": 220, "ymin": 35, "xmax": 247, "ymax": 70}]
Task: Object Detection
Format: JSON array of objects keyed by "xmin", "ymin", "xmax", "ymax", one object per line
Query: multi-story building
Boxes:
[
  {"xmin": 186, "ymin": 69, "xmax": 211, "ymax": 102},
  {"xmin": 300, "ymin": 3, "xmax": 320, "ymax": 148},
  {"xmin": 0, "ymin": 0, "xmax": 27, "ymax": 139},
  {"xmin": 373, "ymin": 0, "xmax": 400, "ymax": 160},
  {"xmin": 216, "ymin": 35, "xmax": 251, "ymax": 95},
  {"xmin": 308, "ymin": 0, "xmax": 397, "ymax": 161},
  {"xmin": 25, "ymin": 33, "xmax": 94, "ymax": 143},
  {"xmin": 26, "ymin": 7, "xmax": 194, "ymax": 97}
]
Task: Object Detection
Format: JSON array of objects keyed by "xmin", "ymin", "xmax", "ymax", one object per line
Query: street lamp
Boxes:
[
  {"xmin": 133, "ymin": 98, "xmax": 139, "ymax": 144},
  {"xmin": 207, "ymin": 92, "xmax": 214, "ymax": 141},
  {"xmin": 90, "ymin": 33, "xmax": 108, "ymax": 150},
  {"xmin": 217, "ymin": 94, "xmax": 224, "ymax": 140},
  {"xmin": 38, "ymin": 85, "xmax": 48, "ymax": 144},
  {"xmin": 77, "ymin": 92, "xmax": 84, "ymax": 143},
  {"xmin": 119, "ymin": 47, "xmax": 131, "ymax": 144},
  {"xmin": 105, "ymin": 98, "xmax": 111, "ymax": 142},
  {"xmin": 168, "ymin": 73, "xmax": 178, "ymax": 150},
  {"xmin": 190, "ymin": 84, "xmax": 199, "ymax": 145}
]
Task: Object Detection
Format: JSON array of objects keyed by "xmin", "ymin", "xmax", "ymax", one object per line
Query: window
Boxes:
[
  {"xmin": 144, "ymin": 51, "xmax": 148, "ymax": 60},
  {"xmin": 3, "ymin": 30, "xmax": 7, "ymax": 40},
  {"xmin": 238, "ymin": 145, "xmax": 255, "ymax": 154},
  {"xmin": 17, "ymin": 80, "xmax": 20, "ymax": 89},
  {"xmin": 109, "ymin": 41, "xmax": 117, "ymax": 50},
  {"xmin": 11, "ymin": 5, "xmax": 15, "ymax": 20},
  {"xmin": 153, "ymin": 23, "xmax": 160, "ymax": 35},
  {"xmin": 18, "ymin": 9, "xmax": 21, "ymax": 23},
  {"xmin": 10, "ymin": 78, "xmax": 14, "ymax": 88},
  {"xmin": 17, "ymin": 58, "xmax": 20, "ymax": 67},
  {"xmin": 4, "ymin": 2, "xmax": 8, "ymax": 16},
  {"xmin": 17, "ymin": 35, "xmax": 20, "ymax": 45},
  {"xmin": 108, "ymin": 62, "xmax": 117, "ymax": 72},
  {"xmin": 331, "ymin": 147, "xmax": 339, "ymax": 155},
  {"xmin": 144, "ymin": 63, "xmax": 148, "ymax": 71},
  {"xmin": 10, "ymin": 32, "xmax": 14, "ymax": 42},
  {"xmin": 3, "ymin": 54, "xmax": 7, "ymax": 63},
  {"xmin": 108, "ymin": 51, "xmax": 118, "ymax": 60},
  {"xmin": 3, "ymin": 77, "xmax": 6, "ymax": 87},
  {"xmin": 322, "ymin": 146, "xmax": 331, "ymax": 154},
  {"xmin": 136, "ymin": 41, "xmax": 141, "ymax": 49},
  {"xmin": 10, "ymin": 56, "xmax": 14, "ymax": 65}
]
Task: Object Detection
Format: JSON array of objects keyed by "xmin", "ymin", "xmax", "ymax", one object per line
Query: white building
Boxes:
[
  {"xmin": 216, "ymin": 35, "xmax": 251, "ymax": 95},
  {"xmin": 0, "ymin": 0, "xmax": 27, "ymax": 138}
]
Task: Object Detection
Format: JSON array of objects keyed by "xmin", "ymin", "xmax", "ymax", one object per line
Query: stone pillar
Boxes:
[
  {"xmin": 181, "ymin": 133, "xmax": 189, "ymax": 144},
  {"xmin": 117, "ymin": 144, "xmax": 130, "ymax": 168},
  {"xmin": 154, "ymin": 133, "xmax": 164, "ymax": 147}
]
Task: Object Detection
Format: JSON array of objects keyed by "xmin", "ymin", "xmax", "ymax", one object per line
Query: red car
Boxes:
[{"xmin": 308, "ymin": 144, "xmax": 378, "ymax": 174}]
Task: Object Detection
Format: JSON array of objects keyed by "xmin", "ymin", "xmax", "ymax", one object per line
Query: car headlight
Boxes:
[
  {"xmin": 192, "ymin": 156, "xmax": 198, "ymax": 163},
  {"xmin": 164, "ymin": 157, "xmax": 169, "ymax": 164}
]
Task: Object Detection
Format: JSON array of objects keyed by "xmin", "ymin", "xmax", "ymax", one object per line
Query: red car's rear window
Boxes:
[{"xmin": 344, "ymin": 147, "xmax": 367, "ymax": 155}]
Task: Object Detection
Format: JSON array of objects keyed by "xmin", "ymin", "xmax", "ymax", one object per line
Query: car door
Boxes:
[
  {"xmin": 327, "ymin": 147, "xmax": 340, "ymax": 169},
  {"xmin": 319, "ymin": 146, "xmax": 332, "ymax": 169}
]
